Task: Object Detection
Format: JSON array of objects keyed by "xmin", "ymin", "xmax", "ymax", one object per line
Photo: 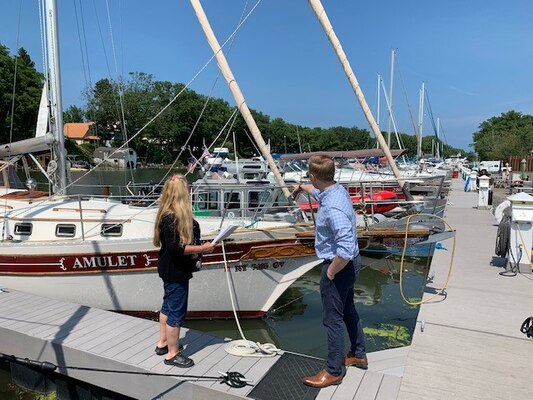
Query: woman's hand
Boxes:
[{"xmin": 200, "ymin": 242, "xmax": 216, "ymax": 254}]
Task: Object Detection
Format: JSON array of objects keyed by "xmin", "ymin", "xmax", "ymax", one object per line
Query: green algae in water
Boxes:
[{"xmin": 363, "ymin": 323, "xmax": 411, "ymax": 348}]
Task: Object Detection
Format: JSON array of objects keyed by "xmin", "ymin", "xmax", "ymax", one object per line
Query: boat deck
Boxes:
[
  {"xmin": 398, "ymin": 178, "xmax": 533, "ymax": 399},
  {"xmin": 0, "ymin": 288, "xmax": 406, "ymax": 399}
]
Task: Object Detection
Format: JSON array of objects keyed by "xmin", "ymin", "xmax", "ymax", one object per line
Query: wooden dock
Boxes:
[
  {"xmin": 0, "ymin": 287, "xmax": 407, "ymax": 399},
  {"xmin": 398, "ymin": 178, "xmax": 533, "ymax": 399}
]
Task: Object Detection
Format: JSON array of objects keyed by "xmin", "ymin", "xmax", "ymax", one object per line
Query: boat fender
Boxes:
[
  {"xmin": 493, "ymin": 200, "xmax": 511, "ymax": 225},
  {"xmin": 464, "ymin": 176, "xmax": 471, "ymax": 192}
]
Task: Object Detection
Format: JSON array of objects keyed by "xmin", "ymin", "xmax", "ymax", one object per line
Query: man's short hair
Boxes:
[{"xmin": 309, "ymin": 155, "xmax": 335, "ymax": 181}]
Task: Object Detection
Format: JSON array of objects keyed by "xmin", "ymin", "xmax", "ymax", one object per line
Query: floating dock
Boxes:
[
  {"xmin": 0, "ymin": 287, "xmax": 405, "ymax": 399},
  {"xmin": 397, "ymin": 178, "xmax": 533, "ymax": 399}
]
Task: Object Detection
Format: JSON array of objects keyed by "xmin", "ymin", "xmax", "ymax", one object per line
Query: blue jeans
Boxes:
[
  {"xmin": 320, "ymin": 255, "xmax": 366, "ymax": 376},
  {"xmin": 161, "ymin": 281, "xmax": 189, "ymax": 327}
]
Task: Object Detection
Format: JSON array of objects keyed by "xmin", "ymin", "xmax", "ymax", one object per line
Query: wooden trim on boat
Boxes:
[
  {"xmin": 240, "ymin": 243, "xmax": 315, "ymax": 260},
  {"xmin": 53, "ymin": 207, "xmax": 107, "ymax": 213},
  {"xmin": 0, "ymin": 190, "xmax": 49, "ymax": 200},
  {"xmin": 6, "ymin": 217, "xmax": 131, "ymax": 223}
]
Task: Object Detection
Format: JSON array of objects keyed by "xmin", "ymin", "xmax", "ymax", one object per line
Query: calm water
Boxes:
[
  {"xmin": 186, "ymin": 252, "xmax": 429, "ymax": 359},
  {"xmin": 3, "ymin": 168, "xmax": 431, "ymax": 397}
]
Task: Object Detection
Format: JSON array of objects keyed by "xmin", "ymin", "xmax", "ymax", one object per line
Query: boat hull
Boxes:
[{"xmin": 0, "ymin": 238, "xmax": 321, "ymax": 318}]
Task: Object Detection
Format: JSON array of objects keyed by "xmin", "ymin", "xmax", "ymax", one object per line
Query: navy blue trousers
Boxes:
[{"xmin": 320, "ymin": 255, "xmax": 366, "ymax": 376}]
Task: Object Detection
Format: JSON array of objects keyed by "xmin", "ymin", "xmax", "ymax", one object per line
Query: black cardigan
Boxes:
[{"xmin": 157, "ymin": 214, "xmax": 201, "ymax": 283}]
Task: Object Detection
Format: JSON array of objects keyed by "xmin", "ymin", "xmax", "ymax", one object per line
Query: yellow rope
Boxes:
[{"xmin": 398, "ymin": 213, "xmax": 456, "ymax": 306}]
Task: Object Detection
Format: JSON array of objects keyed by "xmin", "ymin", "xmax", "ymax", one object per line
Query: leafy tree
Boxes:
[
  {"xmin": 64, "ymin": 105, "xmax": 85, "ymax": 122},
  {"xmin": 0, "ymin": 44, "xmax": 43, "ymax": 143},
  {"xmin": 473, "ymin": 111, "xmax": 533, "ymax": 160}
]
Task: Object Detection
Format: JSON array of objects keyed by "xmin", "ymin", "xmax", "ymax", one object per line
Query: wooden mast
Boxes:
[
  {"xmin": 189, "ymin": 0, "xmax": 291, "ymax": 200},
  {"xmin": 307, "ymin": 0, "xmax": 407, "ymax": 190}
]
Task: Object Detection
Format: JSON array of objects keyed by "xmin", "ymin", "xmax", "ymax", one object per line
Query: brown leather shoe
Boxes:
[
  {"xmin": 344, "ymin": 352, "xmax": 368, "ymax": 369},
  {"xmin": 303, "ymin": 369, "xmax": 343, "ymax": 388}
]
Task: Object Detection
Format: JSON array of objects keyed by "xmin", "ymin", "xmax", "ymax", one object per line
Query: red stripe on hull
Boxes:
[{"xmin": 0, "ymin": 238, "xmax": 304, "ymax": 274}]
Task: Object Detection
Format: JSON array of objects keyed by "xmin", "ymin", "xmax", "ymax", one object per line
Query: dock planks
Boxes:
[
  {"xmin": 0, "ymin": 289, "xmax": 407, "ymax": 399},
  {"xmin": 397, "ymin": 178, "xmax": 533, "ymax": 399}
]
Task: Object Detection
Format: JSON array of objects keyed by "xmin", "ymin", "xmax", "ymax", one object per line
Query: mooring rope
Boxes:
[
  {"xmin": 0, "ymin": 353, "xmax": 250, "ymax": 388},
  {"xmin": 220, "ymin": 241, "xmax": 280, "ymax": 358}
]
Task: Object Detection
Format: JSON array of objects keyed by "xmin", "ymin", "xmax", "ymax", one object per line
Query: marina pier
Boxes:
[{"xmin": 2, "ymin": 177, "xmax": 533, "ymax": 399}]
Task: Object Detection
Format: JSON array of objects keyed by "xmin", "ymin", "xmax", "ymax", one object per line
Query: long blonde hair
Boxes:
[{"xmin": 153, "ymin": 174, "xmax": 193, "ymax": 247}]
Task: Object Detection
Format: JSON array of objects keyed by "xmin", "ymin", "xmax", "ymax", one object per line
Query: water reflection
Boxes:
[{"xmin": 186, "ymin": 253, "xmax": 431, "ymax": 359}]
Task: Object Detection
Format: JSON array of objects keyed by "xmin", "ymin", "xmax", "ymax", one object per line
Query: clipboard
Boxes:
[{"xmin": 211, "ymin": 224, "xmax": 240, "ymax": 244}]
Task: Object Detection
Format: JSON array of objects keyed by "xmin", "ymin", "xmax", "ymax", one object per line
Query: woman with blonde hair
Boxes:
[{"xmin": 153, "ymin": 174, "xmax": 215, "ymax": 368}]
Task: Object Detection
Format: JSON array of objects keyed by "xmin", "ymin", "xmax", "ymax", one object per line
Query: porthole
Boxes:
[
  {"xmin": 14, "ymin": 223, "xmax": 33, "ymax": 236},
  {"xmin": 101, "ymin": 223, "xmax": 122, "ymax": 237},
  {"xmin": 56, "ymin": 224, "xmax": 76, "ymax": 237}
]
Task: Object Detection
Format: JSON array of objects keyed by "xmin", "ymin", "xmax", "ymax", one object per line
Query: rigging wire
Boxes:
[
  {"xmin": 7, "ymin": 0, "xmax": 263, "ymax": 225},
  {"xmin": 395, "ymin": 57, "xmax": 418, "ymax": 140}
]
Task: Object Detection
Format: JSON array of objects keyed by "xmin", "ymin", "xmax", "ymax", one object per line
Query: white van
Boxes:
[{"xmin": 478, "ymin": 160, "xmax": 502, "ymax": 174}]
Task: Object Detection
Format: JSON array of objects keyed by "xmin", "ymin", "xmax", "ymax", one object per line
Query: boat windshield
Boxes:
[{"xmin": 5, "ymin": 165, "xmax": 24, "ymax": 189}]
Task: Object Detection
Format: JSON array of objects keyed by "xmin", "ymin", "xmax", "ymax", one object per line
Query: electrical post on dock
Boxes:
[
  {"xmin": 508, "ymin": 192, "xmax": 533, "ymax": 274},
  {"xmin": 478, "ymin": 175, "xmax": 490, "ymax": 209}
]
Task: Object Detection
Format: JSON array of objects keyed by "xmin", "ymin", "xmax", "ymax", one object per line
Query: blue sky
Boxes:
[{"xmin": 2, "ymin": 0, "xmax": 533, "ymax": 152}]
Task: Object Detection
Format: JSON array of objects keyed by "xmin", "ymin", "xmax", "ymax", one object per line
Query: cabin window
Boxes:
[
  {"xmin": 101, "ymin": 223, "xmax": 122, "ymax": 237},
  {"xmin": 56, "ymin": 224, "xmax": 76, "ymax": 237},
  {"xmin": 248, "ymin": 190, "xmax": 271, "ymax": 209},
  {"xmin": 14, "ymin": 223, "xmax": 33, "ymax": 236},
  {"xmin": 273, "ymin": 191, "xmax": 290, "ymax": 207},
  {"xmin": 224, "ymin": 192, "xmax": 241, "ymax": 209},
  {"xmin": 197, "ymin": 191, "xmax": 219, "ymax": 210}
]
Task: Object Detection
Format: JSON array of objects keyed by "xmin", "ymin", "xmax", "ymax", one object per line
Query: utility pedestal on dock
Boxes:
[
  {"xmin": 478, "ymin": 175, "xmax": 490, "ymax": 209},
  {"xmin": 509, "ymin": 192, "xmax": 533, "ymax": 274}
]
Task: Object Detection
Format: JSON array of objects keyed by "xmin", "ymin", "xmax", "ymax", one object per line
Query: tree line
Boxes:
[{"xmin": 8, "ymin": 43, "xmax": 524, "ymax": 165}]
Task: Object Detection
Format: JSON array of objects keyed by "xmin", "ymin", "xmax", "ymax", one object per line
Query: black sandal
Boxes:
[
  {"xmin": 155, "ymin": 344, "xmax": 183, "ymax": 356},
  {"xmin": 164, "ymin": 353, "xmax": 194, "ymax": 368}
]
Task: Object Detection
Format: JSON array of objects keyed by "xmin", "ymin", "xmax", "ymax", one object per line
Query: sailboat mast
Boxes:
[
  {"xmin": 189, "ymin": 0, "xmax": 290, "ymax": 199},
  {"xmin": 307, "ymin": 0, "xmax": 406, "ymax": 189},
  {"xmin": 44, "ymin": 0, "xmax": 67, "ymax": 193},
  {"xmin": 387, "ymin": 49, "xmax": 395, "ymax": 149},
  {"xmin": 417, "ymin": 82, "xmax": 425, "ymax": 160}
]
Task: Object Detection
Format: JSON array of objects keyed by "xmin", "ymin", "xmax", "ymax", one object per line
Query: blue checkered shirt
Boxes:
[{"xmin": 312, "ymin": 184, "xmax": 359, "ymax": 261}]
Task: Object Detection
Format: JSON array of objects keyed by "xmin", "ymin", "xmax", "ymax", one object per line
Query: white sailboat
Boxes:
[{"xmin": 0, "ymin": 0, "xmax": 322, "ymax": 319}]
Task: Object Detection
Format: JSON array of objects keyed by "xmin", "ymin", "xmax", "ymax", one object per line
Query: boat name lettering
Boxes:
[
  {"xmin": 73, "ymin": 255, "xmax": 138, "ymax": 269},
  {"xmin": 234, "ymin": 261, "xmax": 286, "ymax": 272}
]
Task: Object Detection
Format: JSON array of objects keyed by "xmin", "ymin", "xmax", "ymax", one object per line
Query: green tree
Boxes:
[
  {"xmin": 64, "ymin": 105, "xmax": 85, "ymax": 122},
  {"xmin": 0, "ymin": 44, "xmax": 43, "ymax": 143},
  {"xmin": 473, "ymin": 111, "xmax": 533, "ymax": 160}
]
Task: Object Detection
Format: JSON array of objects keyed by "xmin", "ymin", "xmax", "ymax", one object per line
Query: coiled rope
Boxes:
[
  {"xmin": 520, "ymin": 317, "xmax": 533, "ymax": 339},
  {"xmin": 495, "ymin": 214, "xmax": 511, "ymax": 258}
]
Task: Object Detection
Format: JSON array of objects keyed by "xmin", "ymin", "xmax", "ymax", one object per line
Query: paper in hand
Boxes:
[{"xmin": 211, "ymin": 224, "xmax": 240, "ymax": 244}]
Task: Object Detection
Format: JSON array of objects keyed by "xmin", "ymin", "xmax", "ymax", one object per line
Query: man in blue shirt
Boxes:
[{"xmin": 293, "ymin": 155, "xmax": 367, "ymax": 388}]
